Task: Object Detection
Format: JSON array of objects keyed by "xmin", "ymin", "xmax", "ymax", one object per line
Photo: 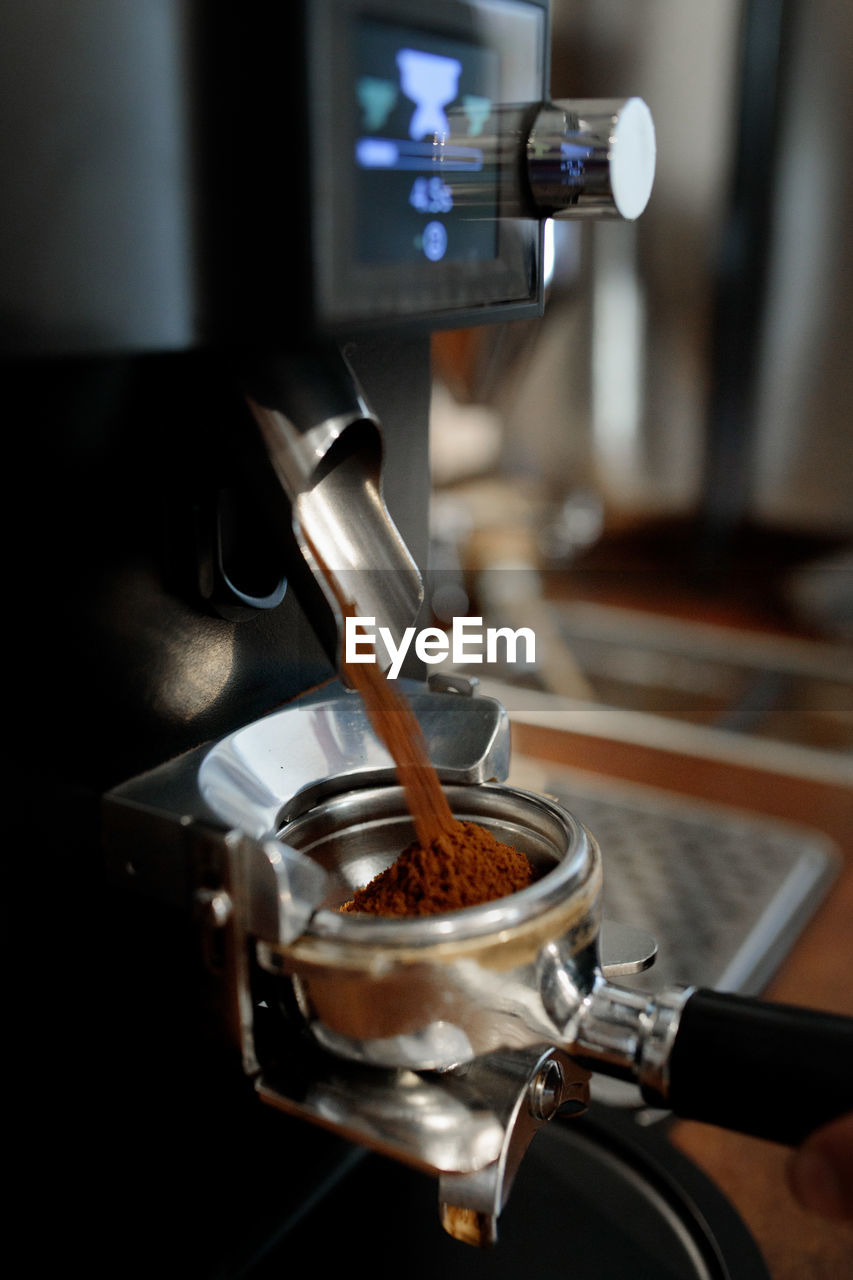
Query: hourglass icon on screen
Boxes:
[{"xmin": 396, "ymin": 48, "xmax": 463, "ymax": 141}]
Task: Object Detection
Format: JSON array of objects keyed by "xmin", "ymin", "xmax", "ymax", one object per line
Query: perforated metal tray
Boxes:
[{"xmin": 511, "ymin": 763, "xmax": 840, "ymax": 997}]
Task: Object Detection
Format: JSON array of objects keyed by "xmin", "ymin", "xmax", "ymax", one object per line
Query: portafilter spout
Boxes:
[{"xmin": 243, "ymin": 345, "xmax": 424, "ymax": 675}]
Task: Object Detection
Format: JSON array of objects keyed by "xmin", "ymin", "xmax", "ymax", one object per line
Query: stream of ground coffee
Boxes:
[
  {"xmin": 298, "ymin": 524, "xmax": 533, "ymax": 916},
  {"xmin": 340, "ymin": 636, "xmax": 533, "ymax": 916}
]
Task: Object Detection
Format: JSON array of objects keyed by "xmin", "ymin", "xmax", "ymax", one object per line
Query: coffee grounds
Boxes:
[
  {"xmin": 343, "ymin": 635, "xmax": 457, "ymax": 850},
  {"xmin": 342, "ymin": 820, "xmax": 533, "ymax": 917},
  {"xmin": 303, "ymin": 544, "xmax": 533, "ymax": 916}
]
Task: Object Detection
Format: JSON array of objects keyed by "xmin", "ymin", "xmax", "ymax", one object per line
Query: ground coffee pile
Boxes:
[{"xmin": 342, "ymin": 819, "xmax": 533, "ymax": 916}]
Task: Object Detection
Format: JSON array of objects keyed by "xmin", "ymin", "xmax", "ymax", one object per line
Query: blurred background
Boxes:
[{"xmin": 425, "ymin": 0, "xmax": 852, "ymax": 756}]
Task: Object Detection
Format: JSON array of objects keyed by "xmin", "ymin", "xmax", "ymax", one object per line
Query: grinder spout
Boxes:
[{"xmin": 244, "ymin": 344, "xmax": 424, "ymax": 676}]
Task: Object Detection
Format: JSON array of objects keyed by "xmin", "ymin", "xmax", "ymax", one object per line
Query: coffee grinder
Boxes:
[{"xmin": 6, "ymin": 4, "xmax": 849, "ymax": 1277}]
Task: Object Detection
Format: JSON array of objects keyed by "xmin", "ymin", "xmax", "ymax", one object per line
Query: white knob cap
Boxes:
[{"xmin": 527, "ymin": 97, "xmax": 656, "ymax": 221}]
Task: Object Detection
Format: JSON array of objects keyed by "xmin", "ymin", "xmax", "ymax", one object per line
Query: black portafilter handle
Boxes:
[{"xmin": 649, "ymin": 988, "xmax": 853, "ymax": 1146}]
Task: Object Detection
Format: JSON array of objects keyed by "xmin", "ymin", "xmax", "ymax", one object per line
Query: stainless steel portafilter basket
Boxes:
[{"xmin": 256, "ymin": 782, "xmax": 604, "ymax": 1072}]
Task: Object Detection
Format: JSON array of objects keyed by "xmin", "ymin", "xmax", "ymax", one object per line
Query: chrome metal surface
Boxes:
[
  {"xmin": 635, "ymin": 986, "xmax": 695, "ymax": 1105},
  {"xmin": 103, "ymin": 681, "xmax": 511, "ymax": 946},
  {"xmin": 527, "ymin": 97, "xmax": 656, "ymax": 220},
  {"xmin": 563, "ymin": 977, "xmax": 694, "ymax": 1095},
  {"xmin": 104, "ymin": 681, "xmax": 512, "ymax": 948},
  {"xmin": 197, "ymin": 682, "xmax": 511, "ymax": 835},
  {"xmin": 246, "ymin": 349, "xmax": 423, "ymax": 670},
  {"xmin": 245, "ymin": 834, "xmax": 330, "ymax": 946},
  {"xmin": 599, "ymin": 919, "xmax": 658, "ymax": 977},
  {"xmin": 249, "ymin": 400, "xmax": 368, "ymax": 496},
  {"xmin": 258, "ymin": 1042, "xmax": 589, "ymax": 1248},
  {"xmin": 258, "ymin": 1055, "xmax": 507, "ymax": 1175},
  {"xmin": 436, "ymin": 1048, "xmax": 589, "ymax": 1247}
]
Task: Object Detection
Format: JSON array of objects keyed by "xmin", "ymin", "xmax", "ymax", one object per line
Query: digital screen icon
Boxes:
[
  {"xmin": 421, "ymin": 220, "xmax": 448, "ymax": 261},
  {"xmin": 354, "ymin": 20, "xmax": 499, "ymax": 267},
  {"xmin": 396, "ymin": 49, "xmax": 462, "ymax": 142}
]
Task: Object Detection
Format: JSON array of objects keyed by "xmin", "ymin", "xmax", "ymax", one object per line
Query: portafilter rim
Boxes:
[{"xmin": 278, "ymin": 781, "xmax": 600, "ymax": 950}]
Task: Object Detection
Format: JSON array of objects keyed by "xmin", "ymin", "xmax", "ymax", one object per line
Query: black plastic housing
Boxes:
[{"xmin": 657, "ymin": 987, "xmax": 853, "ymax": 1146}]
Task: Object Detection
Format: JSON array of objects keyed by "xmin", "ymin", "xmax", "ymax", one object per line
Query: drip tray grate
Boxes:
[{"xmin": 508, "ymin": 760, "xmax": 840, "ymax": 996}]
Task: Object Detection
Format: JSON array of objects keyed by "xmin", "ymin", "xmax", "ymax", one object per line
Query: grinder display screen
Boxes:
[
  {"xmin": 354, "ymin": 20, "xmax": 500, "ymax": 266},
  {"xmin": 309, "ymin": 0, "xmax": 546, "ymax": 329}
]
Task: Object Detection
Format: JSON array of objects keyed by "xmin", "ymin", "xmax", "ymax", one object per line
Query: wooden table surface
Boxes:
[{"xmin": 510, "ymin": 716, "xmax": 853, "ymax": 1280}]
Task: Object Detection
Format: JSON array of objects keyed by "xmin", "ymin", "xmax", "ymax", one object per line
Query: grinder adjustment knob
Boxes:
[{"xmin": 526, "ymin": 97, "xmax": 656, "ymax": 221}]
